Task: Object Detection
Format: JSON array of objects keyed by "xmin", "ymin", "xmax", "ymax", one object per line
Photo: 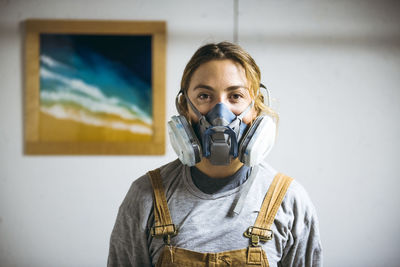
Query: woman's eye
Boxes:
[
  {"xmin": 230, "ymin": 94, "xmax": 243, "ymax": 101},
  {"xmin": 198, "ymin": 93, "xmax": 210, "ymax": 100}
]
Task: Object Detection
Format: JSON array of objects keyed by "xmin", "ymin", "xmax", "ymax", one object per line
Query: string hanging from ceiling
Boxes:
[{"xmin": 233, "ymin": 0, "xmax": 239, "ymax": 43}]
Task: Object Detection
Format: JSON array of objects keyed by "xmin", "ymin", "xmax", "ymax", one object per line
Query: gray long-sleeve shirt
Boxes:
[{"xmin": 108, "ymin": 159, "xmax": 323, "ymax": 266}]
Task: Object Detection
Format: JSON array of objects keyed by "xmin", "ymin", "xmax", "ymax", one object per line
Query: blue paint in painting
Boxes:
[{"xmin": 39, "ymin": 34, "xmax": 153, "ymax": 133}]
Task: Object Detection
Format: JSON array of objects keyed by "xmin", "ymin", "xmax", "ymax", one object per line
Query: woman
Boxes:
[{"xmin": 108, "ymin": 42, "xmax": 322, "ymax": 266}]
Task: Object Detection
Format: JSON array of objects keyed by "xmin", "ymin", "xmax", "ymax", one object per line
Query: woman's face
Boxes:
[{"xmin": 187, "ymin": 59, "xmax": 256, "ymax": 124}]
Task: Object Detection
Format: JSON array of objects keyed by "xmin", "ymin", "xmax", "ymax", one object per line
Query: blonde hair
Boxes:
[{"xmin": 178, "ymin": 42, "xmax": 278, "ymax": 123}]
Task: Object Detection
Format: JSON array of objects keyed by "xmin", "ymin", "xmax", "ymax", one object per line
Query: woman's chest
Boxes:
[{"xmin": 149, "ymin": 192, "xmax": 288, "ymax": 266}]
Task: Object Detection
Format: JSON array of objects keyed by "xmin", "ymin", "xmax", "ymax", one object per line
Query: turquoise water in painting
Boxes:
[{"xmin": 39, "ymin": 34, "xmax": 153, "ymax": 135}]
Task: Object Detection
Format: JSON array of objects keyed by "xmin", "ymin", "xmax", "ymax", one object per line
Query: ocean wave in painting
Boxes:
[{"xmin": 39, "ymin": 51, "xmax": 153, "ymax": 135}]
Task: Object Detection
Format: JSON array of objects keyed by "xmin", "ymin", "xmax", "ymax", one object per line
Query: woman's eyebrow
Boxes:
[
  {"xmin": 192, "ymin": 84, "xmax": 248, "ymax": 91},
  {"xmin": 225, "ymin": 85, "xmax": 248, "ymax": 91},
  {"xmin": 192, "ymin": 84, "xmax": 214, "ymax": 91}
]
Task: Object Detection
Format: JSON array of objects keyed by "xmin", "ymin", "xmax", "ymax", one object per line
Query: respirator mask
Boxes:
[{"xmin": 168, "ymin": 85, "xmax": 277, "ymax": 167}]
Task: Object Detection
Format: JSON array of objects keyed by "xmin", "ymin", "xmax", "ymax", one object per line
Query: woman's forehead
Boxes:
[{"xmin": 189, "ymin": 59, "xmax": 248, "ymax": 88}]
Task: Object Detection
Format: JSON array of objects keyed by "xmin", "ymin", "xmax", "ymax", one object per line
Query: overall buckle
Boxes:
[
  {"xmin": 150, "ymin": 224, "xmax": 178, "ymax": 245},
  {"xmin": 243, "ymin": 226, "xmax": 273, "ymax": 246}
]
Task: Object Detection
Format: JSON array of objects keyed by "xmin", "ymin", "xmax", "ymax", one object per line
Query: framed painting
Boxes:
[{"xmin": 24, "ymin": 19, "xmax": 166, "ymax": 155}]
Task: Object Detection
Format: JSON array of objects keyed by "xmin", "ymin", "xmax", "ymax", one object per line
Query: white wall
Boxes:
[{"xmin": 0, "ymin": 0, "xmax": 399, "ymax": 266}]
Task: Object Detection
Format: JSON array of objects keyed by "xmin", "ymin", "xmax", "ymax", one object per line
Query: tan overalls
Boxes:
[{"xmin": 148, "ymin": 169, "xmax": 293, "ymax": 267}]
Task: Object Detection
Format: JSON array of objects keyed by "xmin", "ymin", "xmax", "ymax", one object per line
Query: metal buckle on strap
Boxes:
[
  {"xmin": 150, "ymin": 224, "xmax": 178, "ymax": 245},
  {"xmin": 244, "ymin": 226, "xmax": 273, "ymax": 246}
]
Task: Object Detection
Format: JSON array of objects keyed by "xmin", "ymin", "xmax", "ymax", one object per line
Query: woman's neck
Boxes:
[{"xmin": 195, "ymin": 158, "xmax": 244, "ymax": 178}]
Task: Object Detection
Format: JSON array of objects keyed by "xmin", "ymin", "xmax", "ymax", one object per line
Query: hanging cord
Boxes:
[{"xmin": 233, "ymin": 0, "xmax": 239, "ymax": 43}]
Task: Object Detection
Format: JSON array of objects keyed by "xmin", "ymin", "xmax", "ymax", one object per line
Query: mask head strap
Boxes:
[
  {"xmin": 184, "ymin": 93, "xmax": 203, "ymax": 120},
  {"xmin": 175, "ymin": 90, "xmax": 186, "ymax": 115},
  {"xmin": 175, "ymin": 90, "xmax": 212, "ymax": 129},
  {"xmin": 236, "ymin": 100, "xmax": 254, "ymax": 120},
  {"xmin": 175, "ymin": 90, "xmax": 256, "ymax": 136},
  {"xmin": 259, "ymin": 83, "xmax": 271, "ymax": 107},
  {"xmin": 176, "ymin": 84, "xmax": 269, "ymax": 116}
]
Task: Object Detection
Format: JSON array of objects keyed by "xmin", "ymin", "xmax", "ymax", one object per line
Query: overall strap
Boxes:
[
  {"xmin": 148, "ymin": 169, "xmax": 178, "ymax": 245},
  {"xmin": 244, "ymin": 173, "xmax": 293, "ymax": 246}
]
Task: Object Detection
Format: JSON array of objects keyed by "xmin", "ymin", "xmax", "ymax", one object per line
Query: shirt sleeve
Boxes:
[
  {"xmin": 280, "ymin": 182, "xmax": 323, "ymax": 267},
  {"xmin": 107, "ymin": 177, "xmax": 154, "ymax": 267}
]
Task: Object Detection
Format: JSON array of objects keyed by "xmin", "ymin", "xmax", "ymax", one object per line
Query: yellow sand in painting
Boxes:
[{"xmin": 39, "ymin": 111, "xmax": 152, "ymax": 142}]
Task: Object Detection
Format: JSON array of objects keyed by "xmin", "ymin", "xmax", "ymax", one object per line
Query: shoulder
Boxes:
[
  {"xmin": 118, "ymin": 159, "xmax": 185, "ymax": 220},
  {"xmin": 258, "ymin": 161, "xmax": 319, "ymax": 224},
  {"xmin": 279, "ymin": 173, "xmax": 320, "ymax": 237},
  {"xmin": 284, "ymin": 178, "xmax": 318, "ymax": 219},
  {"xmin": 158, "ymin": 159, "xmax": 186, "ymax": 187}
]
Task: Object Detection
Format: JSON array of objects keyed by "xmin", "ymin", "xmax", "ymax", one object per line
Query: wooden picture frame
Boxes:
[{"xmin": 24, "ymin": 19, "xmax": 166, "ymax": 155}]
